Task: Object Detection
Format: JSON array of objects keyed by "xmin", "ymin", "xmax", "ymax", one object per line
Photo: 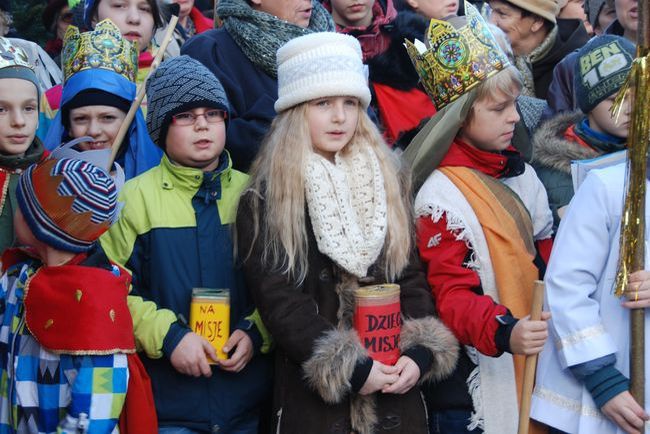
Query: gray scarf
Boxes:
[
  {"xmin": 513, "ymin": 26, "xmax": 558, "ymax": 97},
  {"xmin": 218, "ymin": 0, "xmax": 334, "ymax": 77}
]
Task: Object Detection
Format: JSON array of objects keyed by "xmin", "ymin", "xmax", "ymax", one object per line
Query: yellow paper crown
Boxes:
[
  {"xmin": 62, "ymin": 19, "xmax": 138, "ymax": 83},
  {"xmin": 405, "ymin": 2, "xmax": 510, "ymax": 110},
  {"xmin": 0, "ymin": 37, "xmax": 33, "ymax": 72}
]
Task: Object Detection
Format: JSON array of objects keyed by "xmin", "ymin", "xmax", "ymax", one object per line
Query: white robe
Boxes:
[{"xmin": 531, "ymin": 162, "xmax": 650, "ymax": 434}]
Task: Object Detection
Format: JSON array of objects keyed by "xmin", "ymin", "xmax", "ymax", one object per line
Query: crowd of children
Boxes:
[{"xmin": 0, "ymin": 0, "xmax": 646, "ymax": 433}]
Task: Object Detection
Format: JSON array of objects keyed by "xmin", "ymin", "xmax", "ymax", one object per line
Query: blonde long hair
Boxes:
[{"xmin": 240, "ymin": 103, "xmax": 413, "ymax": 284}]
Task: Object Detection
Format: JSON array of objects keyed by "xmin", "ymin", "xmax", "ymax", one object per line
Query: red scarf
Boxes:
[
  {"xmin": 439, "ymin": 139, "xmax": 515, "ymax": 178},
  {"xmin": 323, "ymin": 0, "xmax": 397, "ymax": 61},
  {"xmin": 563, "ymin": 124, "xmax": 593, "ymax": 150}
]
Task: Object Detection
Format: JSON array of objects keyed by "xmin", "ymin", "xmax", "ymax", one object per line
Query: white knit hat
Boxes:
[{"xmin": 274, "ymin": 32, "xmax": 372, "ymax": 113}]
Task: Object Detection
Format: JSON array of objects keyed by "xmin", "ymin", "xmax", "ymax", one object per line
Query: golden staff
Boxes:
[
  {"xmin": 106, "ymin": 6, "xmax": 180, "ymax": 171},
  {"xmin": 613, "ymin": 0, "xmax": 650, "ymax": 406}
]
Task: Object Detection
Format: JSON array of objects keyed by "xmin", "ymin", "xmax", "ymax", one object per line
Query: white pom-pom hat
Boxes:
[{"xmin": 274, "ymin": 32, "xmax": 371, "ymax": 113}]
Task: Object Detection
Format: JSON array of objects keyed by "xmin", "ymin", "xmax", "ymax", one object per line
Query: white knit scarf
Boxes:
[{"xmin": 304, "ymin": 145, "xmax": 387, "ymax": 278}]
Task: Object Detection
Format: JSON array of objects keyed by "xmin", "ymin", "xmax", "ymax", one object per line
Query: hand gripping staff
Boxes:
[
  {"xmin": 517, "ymin": 280, "xmax": 544, "ymax": 434},
  {"xmin": 612, "ymin": 0, "xmax": 650, "ymax": 408}
]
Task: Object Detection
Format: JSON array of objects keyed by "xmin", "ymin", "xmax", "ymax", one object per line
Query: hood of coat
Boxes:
[{"xmin": 532, "ymin": 110, "xmax": 599, "ymax": 175}]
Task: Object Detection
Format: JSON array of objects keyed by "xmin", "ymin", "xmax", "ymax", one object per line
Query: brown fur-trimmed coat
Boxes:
[{"xmin": 236, "ymin": 192, "xmax": 459, "ymax": 434}]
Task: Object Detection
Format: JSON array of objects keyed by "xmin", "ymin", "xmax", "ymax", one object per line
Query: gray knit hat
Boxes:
[
  {"xmin": 146, "ymin": 55, "xmax": 230, "ymax": 147},
  {"xmin": 574, "ymin": 35, "xmax": 634, "ymax": 114}
]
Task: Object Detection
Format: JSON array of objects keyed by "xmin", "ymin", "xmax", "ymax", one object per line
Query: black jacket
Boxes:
[
  {"xmin": 532, "ymin": 18, "xmax": 590, "ymax": 100},
  {"xmin": 236, "ymin": 191, "xmax": 459, "ymax": 434}
]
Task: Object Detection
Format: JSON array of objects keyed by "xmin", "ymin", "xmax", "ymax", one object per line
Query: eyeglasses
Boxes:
[
  {"xmin": 171, "ymin": 109, "xmax": 227, "ymax": 126},
  {"xmin": 60, "ymin": 11, "xmax": 74, "ymax": 24}
]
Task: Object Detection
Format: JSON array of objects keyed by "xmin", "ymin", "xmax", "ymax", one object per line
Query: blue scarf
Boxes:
[
  {"xmin": 44, "ymin": 69, "xmax": 162, "ymax": 180},
  {"xmin": 83, "ymin": 0, "xmax": 97, "ymax": 28},
  {"xmin": 574, "ymin": 118, "xmax": 627, "ymax": 154}
]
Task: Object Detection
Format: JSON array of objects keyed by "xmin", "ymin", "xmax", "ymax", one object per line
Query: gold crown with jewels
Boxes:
[
  {"xmin": 62, "ymin": 19, "xmax": 138, "ymax": 83},
  {"xmin": 405, "ymin": 2, "xmax": 510, "ymax": 110},
  {"xmin": 0, "ymin": 37, "xmax": 33, "ymax": 72}
]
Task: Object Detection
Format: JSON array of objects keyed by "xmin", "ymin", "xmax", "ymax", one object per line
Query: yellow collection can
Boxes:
[{"xmin": 189, "ymin": 288, "xmax": 230, "ymax": 362}]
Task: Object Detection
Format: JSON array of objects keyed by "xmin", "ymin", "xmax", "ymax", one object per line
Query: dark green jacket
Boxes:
[{"xmin": 0, "ymin": 139, "xmax": 45, "ymax": 255}]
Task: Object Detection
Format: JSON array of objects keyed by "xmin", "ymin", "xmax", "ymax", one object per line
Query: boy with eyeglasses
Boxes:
[{"xmin": 101, "ymin": 55, "xmax": 272, "ymax": 434}]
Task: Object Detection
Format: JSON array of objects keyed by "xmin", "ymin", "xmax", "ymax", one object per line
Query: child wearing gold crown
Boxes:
[
  {"xmin": 403, "ymin": 4, "xmax": 554, "ymax": 433},
  {"xmin": 0, "ymin": 38, "xmax": 46, "ymax": 256},
  {"xmin": 236, "ymin": 31, "xmax": 459, "ymax": 434},
  {"xmin": 43, "ymin": 20, "xmax": 161, "ymax": 180},
  {"xmin": 0, "ymin": 157, "xmax": 157, "ymax": 433},
  {"xmin": 43, "ymin": 0, "xmax": 172, "ymax": 120}
]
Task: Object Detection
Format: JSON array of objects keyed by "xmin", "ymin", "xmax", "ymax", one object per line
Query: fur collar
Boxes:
[
  {"xmin": 532, "ymin": 111, "xmax": 598, "ymax": 175},
  {"xmin": 367, "ymin": 11, "xmax": 428, "ymax": 90},
  {"xmin": 302, "ymin": 273, "xmax": 459, "ymax": 434}
]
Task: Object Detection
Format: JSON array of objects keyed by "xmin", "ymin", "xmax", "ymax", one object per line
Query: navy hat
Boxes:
[{"xmin": 574, "ymin": 35, "xmax": 635, "ymax": 113}]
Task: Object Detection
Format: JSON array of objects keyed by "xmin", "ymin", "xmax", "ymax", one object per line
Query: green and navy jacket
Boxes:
[{"xmin": 101, "ymin": 152, "xmax": 272, "ymax": 432}]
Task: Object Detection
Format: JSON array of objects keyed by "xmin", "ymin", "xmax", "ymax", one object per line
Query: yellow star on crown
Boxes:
[
  {"xmin": 62, "ymin": 19, "xmax": 138, "ymax": 83},
  {"xmin": 405, "ymin": 2, "xmax": 510, "ymax": 110}
]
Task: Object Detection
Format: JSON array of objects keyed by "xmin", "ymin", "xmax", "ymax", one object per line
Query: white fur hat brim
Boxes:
[{"xmin": 274, "ymin": 32, "xmax": 371, "ymax": 113}]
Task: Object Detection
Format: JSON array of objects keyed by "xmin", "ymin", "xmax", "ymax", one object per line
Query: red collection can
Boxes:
[{"xmin": 353, "ymin": 284, "xmax": 401, "ymax": 365}]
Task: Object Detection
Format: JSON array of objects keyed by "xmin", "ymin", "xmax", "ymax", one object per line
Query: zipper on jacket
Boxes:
[
  {"xmin": 7, "ymin": 311, "xmax": 25, "ymax": 427},
  {"xmin": 275, "ymin": 408, "xmax": 283, "ymax": 434},
  {"xmin": 420, "ymin": 390, "xmax": 429, "ymax": 431}
]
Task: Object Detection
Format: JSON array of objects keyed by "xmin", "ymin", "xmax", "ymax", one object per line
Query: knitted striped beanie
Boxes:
[
  {"xmin": 146, "ymin": 55, "xmax": 230, "ymax": 147},
  {"xmin": 16, "ymin": 158, "xmax": 117, "ymax": 253}
]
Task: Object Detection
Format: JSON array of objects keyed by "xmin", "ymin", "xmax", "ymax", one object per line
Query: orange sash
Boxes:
[{"xmin": 440, "ymin": 166, "xmax": 547, "ymax": 434}]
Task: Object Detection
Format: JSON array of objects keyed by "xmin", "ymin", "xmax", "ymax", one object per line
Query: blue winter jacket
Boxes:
[{"xmin": 182, "ymin": 29, "xmax": 278, "ymax": 172}]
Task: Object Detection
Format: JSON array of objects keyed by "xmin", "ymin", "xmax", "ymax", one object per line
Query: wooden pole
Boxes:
[
  {"xmin": 629, "ymin": 0, "xmax": 650, "ymax": 407},
  {"xmin": 517, "ymin": 280, "xmax": 545, "ymax": 434},
  {"xmin": 106, "ymin": 14, "xmax": 179, "ymax": 171}
]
